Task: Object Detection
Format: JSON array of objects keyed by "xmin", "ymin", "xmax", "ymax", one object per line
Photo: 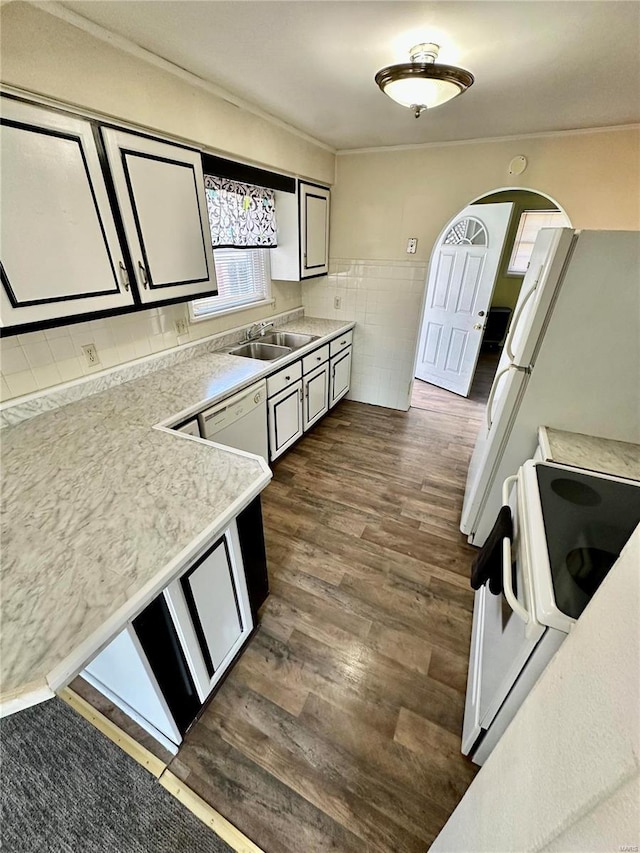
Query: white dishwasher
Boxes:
[{"xmin": 197, "ymin": 380, "xmax": 268, "ymax": 462}]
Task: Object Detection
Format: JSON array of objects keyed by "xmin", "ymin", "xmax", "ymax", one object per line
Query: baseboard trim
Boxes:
[
  {"xmin": 159, "ymin": 770, "xmax": 265, "ymax": 853},
  {"xmin": 58, "ymin": 686, "xmax": 167, "ymax": 779}
]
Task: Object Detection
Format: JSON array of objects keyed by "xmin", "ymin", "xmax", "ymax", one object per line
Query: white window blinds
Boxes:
[
  {"xmin": 191, "ymin": 248, "xmax": 270, "ymax": 318},
  {"xmin": 508, "ymin": 210, "xmax": 571, "ymax": 274}
]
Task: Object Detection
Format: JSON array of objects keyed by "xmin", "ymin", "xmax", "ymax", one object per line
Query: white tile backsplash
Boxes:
[
  {"xmin": 303, "ymin": 257, "xmax": 427, "ymax": 411},
  {"xmin": 0, "ymin": 279, "xmax": 302, "ymax": 402}
]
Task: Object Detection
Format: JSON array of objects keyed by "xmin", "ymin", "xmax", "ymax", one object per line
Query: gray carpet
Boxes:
[{"xmin": 0, "ymin": 698, "xmax": 233, "ymax": 853}]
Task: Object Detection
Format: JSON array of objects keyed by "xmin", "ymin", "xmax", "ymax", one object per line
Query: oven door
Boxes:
[{"xmin": 462, "ymin": 468, "xmax": 546, "ymax": 756}]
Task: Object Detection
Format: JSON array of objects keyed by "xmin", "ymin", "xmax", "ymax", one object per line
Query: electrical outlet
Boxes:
[
  {"xmin": 175, "ymin": 318, "xmax": 189, "ymax": 336},
  {"xmin": 407, "ymin": 238, "xmax": 418, "ymax": 254},
  {"xmin": 82, "ymin": 344, "xmax": 100, "ymax": 367},
  {"xmin": 334, "ymin": 296, "xmax": 341, "ymax": 309}
]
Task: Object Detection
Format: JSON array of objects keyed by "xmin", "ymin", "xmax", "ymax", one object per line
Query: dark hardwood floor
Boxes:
[{"xmin": 169, "ymin": 364, "xmax": 497, "ymax": 852}]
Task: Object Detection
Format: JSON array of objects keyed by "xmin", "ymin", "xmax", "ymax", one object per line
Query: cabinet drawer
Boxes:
[
  {"xmin": 329, "ymin": 330, "xmax": 353, "ymax": 357},
  {"xmin": 267, "ymin": 360, "xmax": 302, "ymax": 397},
  {"xmin": 302, "ymin": 344, "xmax": 330, "ymax": 375}
]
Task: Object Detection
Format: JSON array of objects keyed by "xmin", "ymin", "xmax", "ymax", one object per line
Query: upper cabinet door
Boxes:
[
  {"xmin": 300, "ymin": 182, "xmax": 330, "ymax": 278},
  {"xmin": 101, "ymin": 128, "xmax": 217, "ymax": 304},
  {"xmin": 0, "ymin": 98, "xmax": 134, "ymax": 330}
]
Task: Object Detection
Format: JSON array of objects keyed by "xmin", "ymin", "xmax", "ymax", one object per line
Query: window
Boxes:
[
  {"xmin": 508, "ymin": 210, "xmax": 570, "ymax": 274},
  {"xmin": 191, "ymin": 249, "xmax": 271, "ymax": 320},
  {"xmin": 191, "ymin": 174, "xmax": 277, "ymax": 319}
]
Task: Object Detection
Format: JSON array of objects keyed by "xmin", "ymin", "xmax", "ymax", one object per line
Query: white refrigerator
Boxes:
[{"xmin": 461, "ymin": 228, "xmax": 640, "ymax": 546}]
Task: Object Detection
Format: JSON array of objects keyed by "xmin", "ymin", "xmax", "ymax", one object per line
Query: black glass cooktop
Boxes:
[{"xmin": 536, "ymin": 464, "xmax": 640, "ymax": 620}]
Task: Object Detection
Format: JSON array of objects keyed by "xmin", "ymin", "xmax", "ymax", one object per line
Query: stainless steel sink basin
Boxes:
[
  {"xmin": 228, "ymin": 342, "xmax": 292, "ymax": 360},
  {"xmin": 260, "ymin": 331, "xmax": 319, "ymax": 349}
]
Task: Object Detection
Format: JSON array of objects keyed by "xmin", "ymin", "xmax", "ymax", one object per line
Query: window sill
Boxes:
[{"xmin": 189, "ymin": 297, "xmax": 276, "ymax": 324}]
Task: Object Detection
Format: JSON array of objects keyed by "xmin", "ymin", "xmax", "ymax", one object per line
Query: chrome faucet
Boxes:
[{"xmin": 245, "ymin": 321, "xmax": 274, "ymax": 342}]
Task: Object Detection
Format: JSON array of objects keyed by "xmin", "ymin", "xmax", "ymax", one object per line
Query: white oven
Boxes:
[{"xmin": 463, "ymin": 459, "xmax": 640, "ymax": 765}]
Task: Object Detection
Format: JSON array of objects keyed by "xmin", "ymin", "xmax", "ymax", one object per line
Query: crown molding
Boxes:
[
  {"xmin": 337, "ymin": 123, "xmax": 640, "ymax": 156},
  {"xmin": 28, "ymin": 0, "xmax": 336, "ymax": 155}
]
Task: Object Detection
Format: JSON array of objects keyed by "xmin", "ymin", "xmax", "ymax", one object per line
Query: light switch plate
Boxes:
[{"xmin": 407, "ymin": 238, "xmax": 418, "ymax": 254}]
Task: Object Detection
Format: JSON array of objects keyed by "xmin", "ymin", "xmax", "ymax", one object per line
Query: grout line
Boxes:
[
  {"xmin": 57, "ymin": 686, "xmax": 167, "ymax": 779},
  {"xmin": 159, "ymin": 769, "xmax": 266, "ymax": 853}
]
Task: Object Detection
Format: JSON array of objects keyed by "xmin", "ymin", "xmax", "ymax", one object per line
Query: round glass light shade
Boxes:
[
  {"xmin": 383, "ymin": 76, "xmax": 463, "ymax": 109},
  {"xmin": 375, "ymin": 61, "xmax": 474, "ymax": 111}
]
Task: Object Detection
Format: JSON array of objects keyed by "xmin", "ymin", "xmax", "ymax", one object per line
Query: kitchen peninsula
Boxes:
[{"xmin": 0, "ymin": 313, "xmax": 354, "ymax": 722}]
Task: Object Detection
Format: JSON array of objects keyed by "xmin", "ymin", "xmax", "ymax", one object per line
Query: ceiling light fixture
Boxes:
[{"xmin": 375, "ymin": 43, "xmax": 474, "ymax": 118}]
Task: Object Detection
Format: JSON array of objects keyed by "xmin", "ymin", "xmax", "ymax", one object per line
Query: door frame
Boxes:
[{"xmin": 409, "ymin": 186, "xmax": 571, "ymax": 404}]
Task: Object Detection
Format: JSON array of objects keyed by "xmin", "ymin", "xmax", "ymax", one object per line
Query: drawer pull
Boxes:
[
  {"xmin": 317, "ymin": 356, "xmax": 321, "ymax": 361},
  {"xmin": 340, "ymin": 340, "xmax": 346, "ymax": 344},
  {"xmin": 285, "ymin": 375, "xmax": 291, "ymax": 381}
]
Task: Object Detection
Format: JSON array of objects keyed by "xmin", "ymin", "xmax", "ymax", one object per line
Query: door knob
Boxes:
[
  {"xmin": 478, "ymin": 310, "xmax": 485, "ymax": 317},
  {"xmin": 473, "ymin": 324, "xmax": 483, "ymax": 330}
]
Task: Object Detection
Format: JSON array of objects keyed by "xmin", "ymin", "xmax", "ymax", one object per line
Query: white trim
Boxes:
[
  {"xmin": 28, "ymin": 1, "xmax": 335, "ymax": 155},
  {"xmin": 337, "ymin": 123, "xmax": 640, "ymax": 155},
  {"xmin": 189, "ymin": 297, "xmax": 275, "ymax": 324}
]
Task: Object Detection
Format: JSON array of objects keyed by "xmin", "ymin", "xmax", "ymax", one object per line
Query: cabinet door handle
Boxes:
[
  {"xmin": 118, "ymin": 261, "xmax": 130, "ymax": 292},
  {"xmin": 299, "ymin": 388, "xmax": 303, "ymax": 402},
  {"xmin": 305, "ymin": 384, "xmax": 309, "ymax": 399},
  {"xmin": 138, "ymin": 260, "xmax": 149, "ymax": 289}
]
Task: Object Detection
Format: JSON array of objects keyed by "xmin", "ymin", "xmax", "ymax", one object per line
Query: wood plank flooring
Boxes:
[{"xmin": 169, "ymin": 364, "xmax": 497, "ymax": 853}]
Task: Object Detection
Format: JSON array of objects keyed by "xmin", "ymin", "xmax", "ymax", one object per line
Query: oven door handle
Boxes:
[{"xmin": 501, "ymin": 474, "xmax": 530, "ymax": 624}]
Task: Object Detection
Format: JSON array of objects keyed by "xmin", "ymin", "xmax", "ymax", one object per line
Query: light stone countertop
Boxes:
[
  {"xmin": 539, "ymin": 426, "xmax": 640, "ymax": 481},
  {"xmin": 0, "ymin": 316, "xmax": 354, "ymax": 712}
]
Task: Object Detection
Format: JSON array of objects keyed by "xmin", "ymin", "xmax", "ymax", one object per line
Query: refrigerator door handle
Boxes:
[
  {"xmin": 505, "ymin": 265, "xmax": 544, "ymax": 362},
  {"xmin": 486, "ymin": 366, "xmax": 512, "ymax": 431},
  {"xmin": 501, "ymin": 474, "xmax": 530, "ymax": 624}
]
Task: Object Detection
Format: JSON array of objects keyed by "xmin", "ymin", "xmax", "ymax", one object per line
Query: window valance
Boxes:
[{"xmin": 204, "ymin": 175, "xmax": 277, "ymax": 249}]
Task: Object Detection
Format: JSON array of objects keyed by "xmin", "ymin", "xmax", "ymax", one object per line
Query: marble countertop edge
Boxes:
[
  {"xmin": 157, "ymin": 318, "xmax": 357, "ymax": 428},
  {"xmin": 0, "ymin": 314, "xmax": 353, "ymax": 712},
  {"xmin": 46, "ymin": 467, "xmax": 271, "ymax": 694}
]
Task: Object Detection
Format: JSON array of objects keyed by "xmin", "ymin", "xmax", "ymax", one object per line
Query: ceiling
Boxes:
[{"xmin": 60, "ymin": 1, "xmax": 640, "ymax": 151}]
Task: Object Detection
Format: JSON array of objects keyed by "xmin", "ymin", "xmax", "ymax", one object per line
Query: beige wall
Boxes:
[
  {"xmin": 331, "ymin": 128, "xmax": 640, "ymax": 262},
  {"xmin": 0, "ymin": 2, "xmax": 334, "ymax": 184}
]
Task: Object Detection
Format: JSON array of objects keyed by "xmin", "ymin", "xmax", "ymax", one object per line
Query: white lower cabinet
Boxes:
[
  {"xmin": 81, "ymin": 520, "xmax": 253, "ymax": 750},
  {"xmin": 164, "ymin": 522, "xmax": 252, "ymax": 703},
  {"xmin": 268, "ymin": 380, "xmax": 304, "ymax": 460},
  {"xmin": 303, "ymin": 361, "xmax": 329, "ymax": 429},
  {"xmin": 330, "ymin": 346, "xmax": 352, "ymax": 407}
]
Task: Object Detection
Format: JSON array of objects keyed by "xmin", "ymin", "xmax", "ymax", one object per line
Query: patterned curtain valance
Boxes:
[{"xmin": 204, "ymin": 175, "xmax": 277, "ymax": 249}]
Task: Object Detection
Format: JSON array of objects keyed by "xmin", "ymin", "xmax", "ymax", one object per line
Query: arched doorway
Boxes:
[{"xmin": 411, "ymin": 188, "xmax": 571, "ymax": 408}]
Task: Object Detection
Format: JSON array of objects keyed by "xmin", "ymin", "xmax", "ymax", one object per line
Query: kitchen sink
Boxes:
[
  {"xmin": 228, "ymin": 342, "xmax": 292, "ymax": 360},
  {"xmin": 260, "ymin": 331, "xmax": 319, "ymax": 349}
]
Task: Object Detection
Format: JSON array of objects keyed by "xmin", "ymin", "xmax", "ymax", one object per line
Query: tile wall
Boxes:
[
  {"xmin": 0, "ymin": 280, "xmax": 302, "ymax": 402},
  {"xmin": 302, "ymin": 258, "xmax": 427, "ymax": 410}
]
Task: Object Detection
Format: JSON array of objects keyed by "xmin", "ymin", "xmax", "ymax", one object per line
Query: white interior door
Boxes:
[{"xmin": 415, "ymin": 203, "xmax": 513, "ymax": 396}]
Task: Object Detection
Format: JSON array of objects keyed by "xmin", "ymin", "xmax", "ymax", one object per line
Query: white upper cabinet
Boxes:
[
  {"xmin": 300, "ymin": 182, "xmax": 330, "ymax": 278},
  {"xmin": 270, "ymin": 180, "xmax": 330, "ymax": 281},
  {"xmin": 0, "ymin": 98, "xmax": 135, "ymax": 329},
  {"xmin": 101, "ymin": 128, "xmax": 217, "ymax": 304}
]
